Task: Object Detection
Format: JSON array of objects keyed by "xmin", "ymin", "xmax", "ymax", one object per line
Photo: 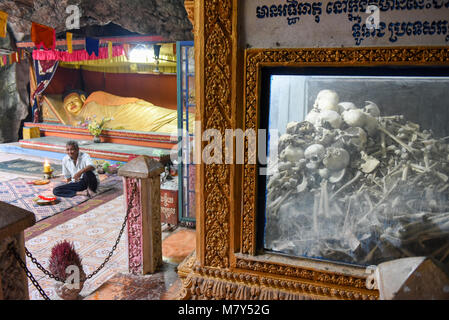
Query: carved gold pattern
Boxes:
[
  {"xmin": 190, "ymin": 0, "xmax": 449, "ymax": 301},
  {"xmin": 177, "ymin": 252, "xmax": 378, "ymax": 300},
  {"xmin": 242, "ymin": 46, "xmax": 449, "ymax": 255},
  {"xmin": 184, "ymin": 1, "xmax": 195, "ymax": 28},
  {"xmin": 202, "ymin": 0, "xmax": 233, "ymax": 268},
  {"xmin": 236, "ymin": 258, "xmax": 368, "ymax": 290}
]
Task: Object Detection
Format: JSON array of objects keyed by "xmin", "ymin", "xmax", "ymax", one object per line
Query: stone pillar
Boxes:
[
  {"xmin": 0, "ymin": 202, "xmax": 36, "ymax": 300},
  {"xmin": 118, "ymin": 155, "xmax": 164, "ymax": 275}
]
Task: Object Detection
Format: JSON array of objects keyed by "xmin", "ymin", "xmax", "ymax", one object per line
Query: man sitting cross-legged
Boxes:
[{"xmin": 53, "ymin": 140, "xmax": 100, "ymax": 198}]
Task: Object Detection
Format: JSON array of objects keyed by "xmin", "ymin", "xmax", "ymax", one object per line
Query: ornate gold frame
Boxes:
[
  {"xmin": 178, "ymin": 0, "xmax": 449, "ymax": 301},
  {"xmin": 242, "ymin": 46, "xmax": 449, "ymax": 255}
]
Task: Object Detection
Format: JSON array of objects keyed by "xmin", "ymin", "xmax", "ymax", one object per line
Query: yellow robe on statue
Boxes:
[{"xmin": 66, "ymin": 91, "xmax": 194, "ymax": 134}]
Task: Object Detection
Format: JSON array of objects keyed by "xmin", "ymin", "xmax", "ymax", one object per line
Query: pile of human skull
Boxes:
[{"xmin": 265, "ymin": 89, "xmax": 449, "ymax": 267}]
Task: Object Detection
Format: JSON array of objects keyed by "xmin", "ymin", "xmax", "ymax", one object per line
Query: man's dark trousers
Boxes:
[{"xmin": 53, "ymin": 171, "xmax": 98, "ymax": 198}]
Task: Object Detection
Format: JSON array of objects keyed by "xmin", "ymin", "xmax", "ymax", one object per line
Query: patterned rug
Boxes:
[
  {"xmin": 24, "ymin": 185, "xmax": 123, "ymax": 240},
  {"xmin": 0, "ymin": 175, "xmax": 122, "ymax": 222},
  {"xmin": 0, "ymin": 159, "xmax": 62, "ymax": 176}
]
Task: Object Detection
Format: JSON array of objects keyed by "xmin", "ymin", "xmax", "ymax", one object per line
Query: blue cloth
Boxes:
[{"xmin": 85, "ymin": 37, "xmax": 100, "ymax": 57}]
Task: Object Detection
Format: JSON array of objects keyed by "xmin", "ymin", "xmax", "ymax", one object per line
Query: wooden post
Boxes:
[
  {"xmin": 0, "ymin": 202, "xmax": 36, "ymax": 300},
  {"xmin": 118, "ymin": 155, "xmax": 164, "ymax": 274}
]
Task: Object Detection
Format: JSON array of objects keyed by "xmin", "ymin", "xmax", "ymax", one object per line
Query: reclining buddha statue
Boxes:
[{"xmin": 62, "ymin": 90, "xmax": 194, "ymax": 134}]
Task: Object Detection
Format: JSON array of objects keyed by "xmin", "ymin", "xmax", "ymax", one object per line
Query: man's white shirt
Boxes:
[{"xmin": 62, "ymin": 152, "xmax": 100, "ymax": 185}]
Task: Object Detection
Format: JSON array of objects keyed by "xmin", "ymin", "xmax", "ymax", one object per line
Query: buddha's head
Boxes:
[{"xmin": 63, "ymin": 91, "xmax": 86, "ymax": 115}]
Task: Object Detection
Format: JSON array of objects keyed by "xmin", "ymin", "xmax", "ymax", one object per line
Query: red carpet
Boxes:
[{"xmin": 162, "ymin": 229, "xmax": 196, "ymax": 264}]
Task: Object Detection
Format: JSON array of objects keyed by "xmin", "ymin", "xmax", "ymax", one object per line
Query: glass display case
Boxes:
[
  {"xmin": 261, "ymin": 66, "xmax": 449, "ymax": 268},
  {"xmin": 177, "ymin": 41, "xmax": 196, "ymax": 224}
]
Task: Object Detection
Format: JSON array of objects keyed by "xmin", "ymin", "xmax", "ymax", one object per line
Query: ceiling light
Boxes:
[{"xmin": 129, "ymin": 45, "xmax": 155, "ymax": 64}]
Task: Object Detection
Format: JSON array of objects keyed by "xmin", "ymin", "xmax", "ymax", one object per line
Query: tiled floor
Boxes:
[{"xmin": 0, "ymin": 149, "xmax": 195, "ymax": 300}]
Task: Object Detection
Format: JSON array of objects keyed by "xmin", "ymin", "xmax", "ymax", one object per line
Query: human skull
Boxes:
[
  {"xmin": 341, "ymin": 127, "xmax": 368, "ymax": 151},
  {"xmin": 318, "ymin": 167, "xmax": 330, "ymax": 179},
  {"xmin": 342, "ymin": 109, "xmax": 366, "ymax": 128},
  {"xmin": 329, "ymin": 168, "xmax": 346, "ymax": 183},
  {"xmin": 305, "ymin": 110, "xmax": 321, "ymax": 127},
  {"xmin": 363, "ymin": 101, "xmax": 381, "ymax": 117},
  {"xmin": 319, "ymin": 110, "xmax": 342, "ymax": 129},
  {"xmin": 364, "ymin": 114, "xmax": 379, "ymax": 136},
  {"xmin": 304, "ymin": 144, "xmax": 325, "ymax": 170},
  {"xmin": 337, "ymin": 102, "xmax": 357, "ymax": 113},
  {"xmin": 278, "ymin": 133, "xmax": 294, "ymax": 151},
  {"xmin": 313, "ymin": 90, "xmax": 340, "ymax": 112},
  {"xmin": 286, "ymin": 121, "xmax": 301, "ymax": 135},
  {"xmin": 280, "ymin": 145, "xmax": 304, "ymax": 163},
  {"xmin": 322, "ymin": 147, "xmax": 350, "ymax": 171}
]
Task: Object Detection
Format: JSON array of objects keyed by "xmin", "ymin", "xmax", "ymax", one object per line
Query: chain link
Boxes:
[
  {"xmin": 22, "ymin": 181, "xmax": 137, "ymax": 286},
  {"xmin": 86, "ymin": 185, "xmax": 135, "ymax": 279}
]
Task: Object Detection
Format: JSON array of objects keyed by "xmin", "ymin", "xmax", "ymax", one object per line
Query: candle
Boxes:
[{"xmin": 43, "ymin": 160, "xmax": 51, "ymax": 173}]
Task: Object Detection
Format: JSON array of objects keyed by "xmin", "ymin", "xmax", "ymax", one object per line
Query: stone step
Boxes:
[{"xmin": 18, "ymin": 136, "xmax": 172, "ymax": 163}]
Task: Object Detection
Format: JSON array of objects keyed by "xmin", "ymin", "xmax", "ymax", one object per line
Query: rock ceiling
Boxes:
[{"xmin": 0, "ymin": 0, "xmax": 193, "ymax": 42}]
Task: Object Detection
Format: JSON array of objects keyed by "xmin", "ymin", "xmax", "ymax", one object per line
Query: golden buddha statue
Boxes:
[
  {"xmin": 63, "ymin": 91, "xmax": 86, "ymax": 115},
  {"xmin": 62, "ymin": 90, "xmax": 194, "ymax": 134},
  {"xmin": 62, "ymin": 91, "xmax": 87, "ymax": 125}
]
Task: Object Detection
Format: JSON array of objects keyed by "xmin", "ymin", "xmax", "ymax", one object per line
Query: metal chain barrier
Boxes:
[
  {"xmin": 86, "ymin": 183, "xmax": 135, "ymax": 279},
  {"xmin": 10, "ymin": 181, "xmax": 137, "ymax": 300}
]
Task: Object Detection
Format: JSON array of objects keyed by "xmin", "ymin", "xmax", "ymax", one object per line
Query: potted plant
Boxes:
[
  {"xmin": 78, "ymin": 116, "xmax": 112, "ymax": 143},
  {"xmin": 49, "ymin": 240, "xmax": 86, "ymax": 300}
]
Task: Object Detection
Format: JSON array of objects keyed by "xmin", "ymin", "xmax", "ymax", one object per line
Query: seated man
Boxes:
[{"xmin": 53, "ymin": 140, "xmax": 100, "ymax": 198}]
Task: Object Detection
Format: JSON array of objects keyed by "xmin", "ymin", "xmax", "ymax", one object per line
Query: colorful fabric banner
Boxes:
[
  {"xmin": 0, "ymin": 10, "xmax": 7, "ymax": 38},
  {"xmin": 108, "ymin": 41, "xmax": 113, "ymax": 60},
  {"xmin": 67, "ymin": 32, "xmax": 73, "ymax": 53},
  {"xmin": 33, "ymin": 59, "xmax": 59, "ymax": 98},
  {"xmin": 32, "ymin": 59, "xmax": 59, "ymax": 122},
  {"xmin": 32, "ymin": 45, "xmax": 125, "ymax": 62},
  {"xmin": 31, "ymin": 22, "xmax": 56, "ymax": 50},
  {"xmin": 85, "ymin": 37, "xmax": 99, "ymax": 57}
]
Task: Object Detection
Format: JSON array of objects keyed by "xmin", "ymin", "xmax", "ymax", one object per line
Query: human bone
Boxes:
[
  {"xmin": 322, "ymin": 147, "xmax": 350, "ymax": 171},
  {"xmin": 265, "ymin": 89, "xmax": 449, "ymax": 269},
  {"xmin": 319, "ymin": 167, "xmax": 330, "ymax": 179},
  {"xmin": 360, "ymin": 153, "xmax": 380, "ymax": 173},
  {"xmin": 313, "ymin": 89, "xmax": 340, "ymax": 112}
]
